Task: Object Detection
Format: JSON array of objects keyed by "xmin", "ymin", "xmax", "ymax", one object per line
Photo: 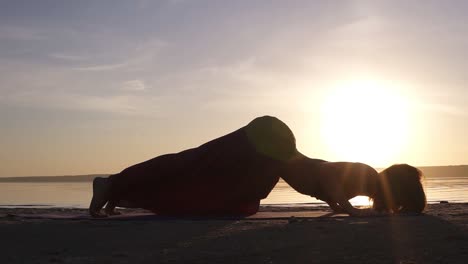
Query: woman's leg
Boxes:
[{"xmin": 89, "ymin": 177, "xmax": 111, "ymax": 217}]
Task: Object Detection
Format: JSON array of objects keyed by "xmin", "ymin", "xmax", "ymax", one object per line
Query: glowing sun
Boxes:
[{"xmin": 320, "ymin": 79, "xmax": 410, "ymax": 165}]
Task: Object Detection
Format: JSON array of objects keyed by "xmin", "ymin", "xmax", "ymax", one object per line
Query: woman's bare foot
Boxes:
[
  {"xmin": 89, "ymin": 177, "xmax": 110, "ymax": 218},
  {"xmin": 104, "ymin": 200, "xmax": 121, "ymax": 216}
]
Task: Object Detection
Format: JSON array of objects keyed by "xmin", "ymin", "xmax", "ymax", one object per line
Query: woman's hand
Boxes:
[{"xmin": 338, "ymin": 200, "xmax": 389, "ymax": 217}]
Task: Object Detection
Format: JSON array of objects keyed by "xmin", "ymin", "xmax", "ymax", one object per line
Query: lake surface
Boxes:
[{"xmin": 0, "ymin": 175, "xmax": 467, "ymax": 208}]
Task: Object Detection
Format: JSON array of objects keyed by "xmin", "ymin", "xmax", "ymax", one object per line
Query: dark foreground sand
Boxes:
[{"xmin": 1, "ymin": 204, "xmax": 468, "ymax": 264}]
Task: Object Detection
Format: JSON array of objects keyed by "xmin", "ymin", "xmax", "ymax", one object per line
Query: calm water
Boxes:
[{"xmin": 0, "ymin": 175, "xmax": 467, "ymax": 208}]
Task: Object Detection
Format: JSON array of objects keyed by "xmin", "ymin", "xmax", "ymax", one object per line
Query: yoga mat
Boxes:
[{"xmin": 7, "ymin": 210, "xmax": 347, "ymax": 221}]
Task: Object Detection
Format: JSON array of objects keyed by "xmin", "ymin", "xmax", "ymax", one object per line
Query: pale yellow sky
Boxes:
[{"xmin": 1, "ymin": 1, "xmax": 468, "ymax": 176}]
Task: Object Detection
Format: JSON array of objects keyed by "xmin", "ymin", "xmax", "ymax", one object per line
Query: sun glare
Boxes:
[{"xmin": 320, "ymin": 79, "xmax": 410, "ymax": 166}]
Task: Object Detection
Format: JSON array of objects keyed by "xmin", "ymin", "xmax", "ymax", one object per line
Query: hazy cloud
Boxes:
[
  {"xmin": 419, "ymin": 103, "xmax": 468, "ymax": 117},
  {"xmin": 122, "ymin": 80, "xmax": 146, "ymax": 91},
  {"xmin": 69, "ymin": 38, "xmax": 166, "ymax": 72},
  {"xmin": 49, "ymin": 53, "xmax": 89, "ymax": 61},
  {"xmin": 3, "ymin": 89, "xmax": 163, "ymax": 116},
  {"xmin": 0, "ymin": 25, "xmax": 45, "ymax": 41},
  {"xmin": 73, "ymin": 63, "xmax": 127, "ymax": 71}
]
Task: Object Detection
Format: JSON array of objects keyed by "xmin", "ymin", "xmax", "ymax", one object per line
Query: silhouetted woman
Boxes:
[{"xmin": 90, "ymin": 116, "xmax": 426, "ymax": 217}]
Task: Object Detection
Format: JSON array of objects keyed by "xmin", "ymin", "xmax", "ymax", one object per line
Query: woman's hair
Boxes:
[{"xmin": 372, "ymin": 164, "xmax": 427, "ymax": 214}]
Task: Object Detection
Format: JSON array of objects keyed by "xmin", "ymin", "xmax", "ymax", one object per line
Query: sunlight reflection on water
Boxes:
[
  {"xmin": 0, "ymin": 177, "xmax": 467, "ymax": 208},
  {"xmin": 263, "ymin": 181, "xmax": 372, "ymax": 206}
]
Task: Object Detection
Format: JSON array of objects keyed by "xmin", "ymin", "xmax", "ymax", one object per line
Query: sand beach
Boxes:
[{"xmin": 1, "ymin": 203, "xmax": 467, "ymax": 264}]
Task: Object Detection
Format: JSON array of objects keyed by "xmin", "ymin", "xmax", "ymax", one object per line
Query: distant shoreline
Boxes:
[
  {"xmin": 1, "ymin": 165, "xmax": 467, "ymax": 182},
  {"xmin": 0, "ymin": 174, "xmax": 109, "ymax": 182}
]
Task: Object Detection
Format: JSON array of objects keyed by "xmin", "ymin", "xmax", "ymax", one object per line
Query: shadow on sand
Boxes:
[{"xmin": 1, "ymin": 208, "xmax": 467, "ymax": 264}]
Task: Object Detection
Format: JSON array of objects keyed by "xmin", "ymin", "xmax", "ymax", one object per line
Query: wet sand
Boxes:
[{"xmin": 1, "ymin": 204, "xmax": 467, "ymax": 264}]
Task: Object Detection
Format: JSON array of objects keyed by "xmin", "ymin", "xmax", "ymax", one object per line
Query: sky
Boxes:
[{"xmin": 1, "ymin": 0, "xmax": 468, "ymax": 176}]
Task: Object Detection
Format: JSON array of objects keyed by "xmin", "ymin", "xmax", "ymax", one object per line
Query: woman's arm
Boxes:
[{"xmin": 318, "ymin": 162, "xmax": 386, "ymax": 217}]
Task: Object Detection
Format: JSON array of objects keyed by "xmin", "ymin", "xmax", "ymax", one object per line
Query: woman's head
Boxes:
[{"xmin": 373, "ymin": 164, "xmax": 426, "ymax": 214}]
